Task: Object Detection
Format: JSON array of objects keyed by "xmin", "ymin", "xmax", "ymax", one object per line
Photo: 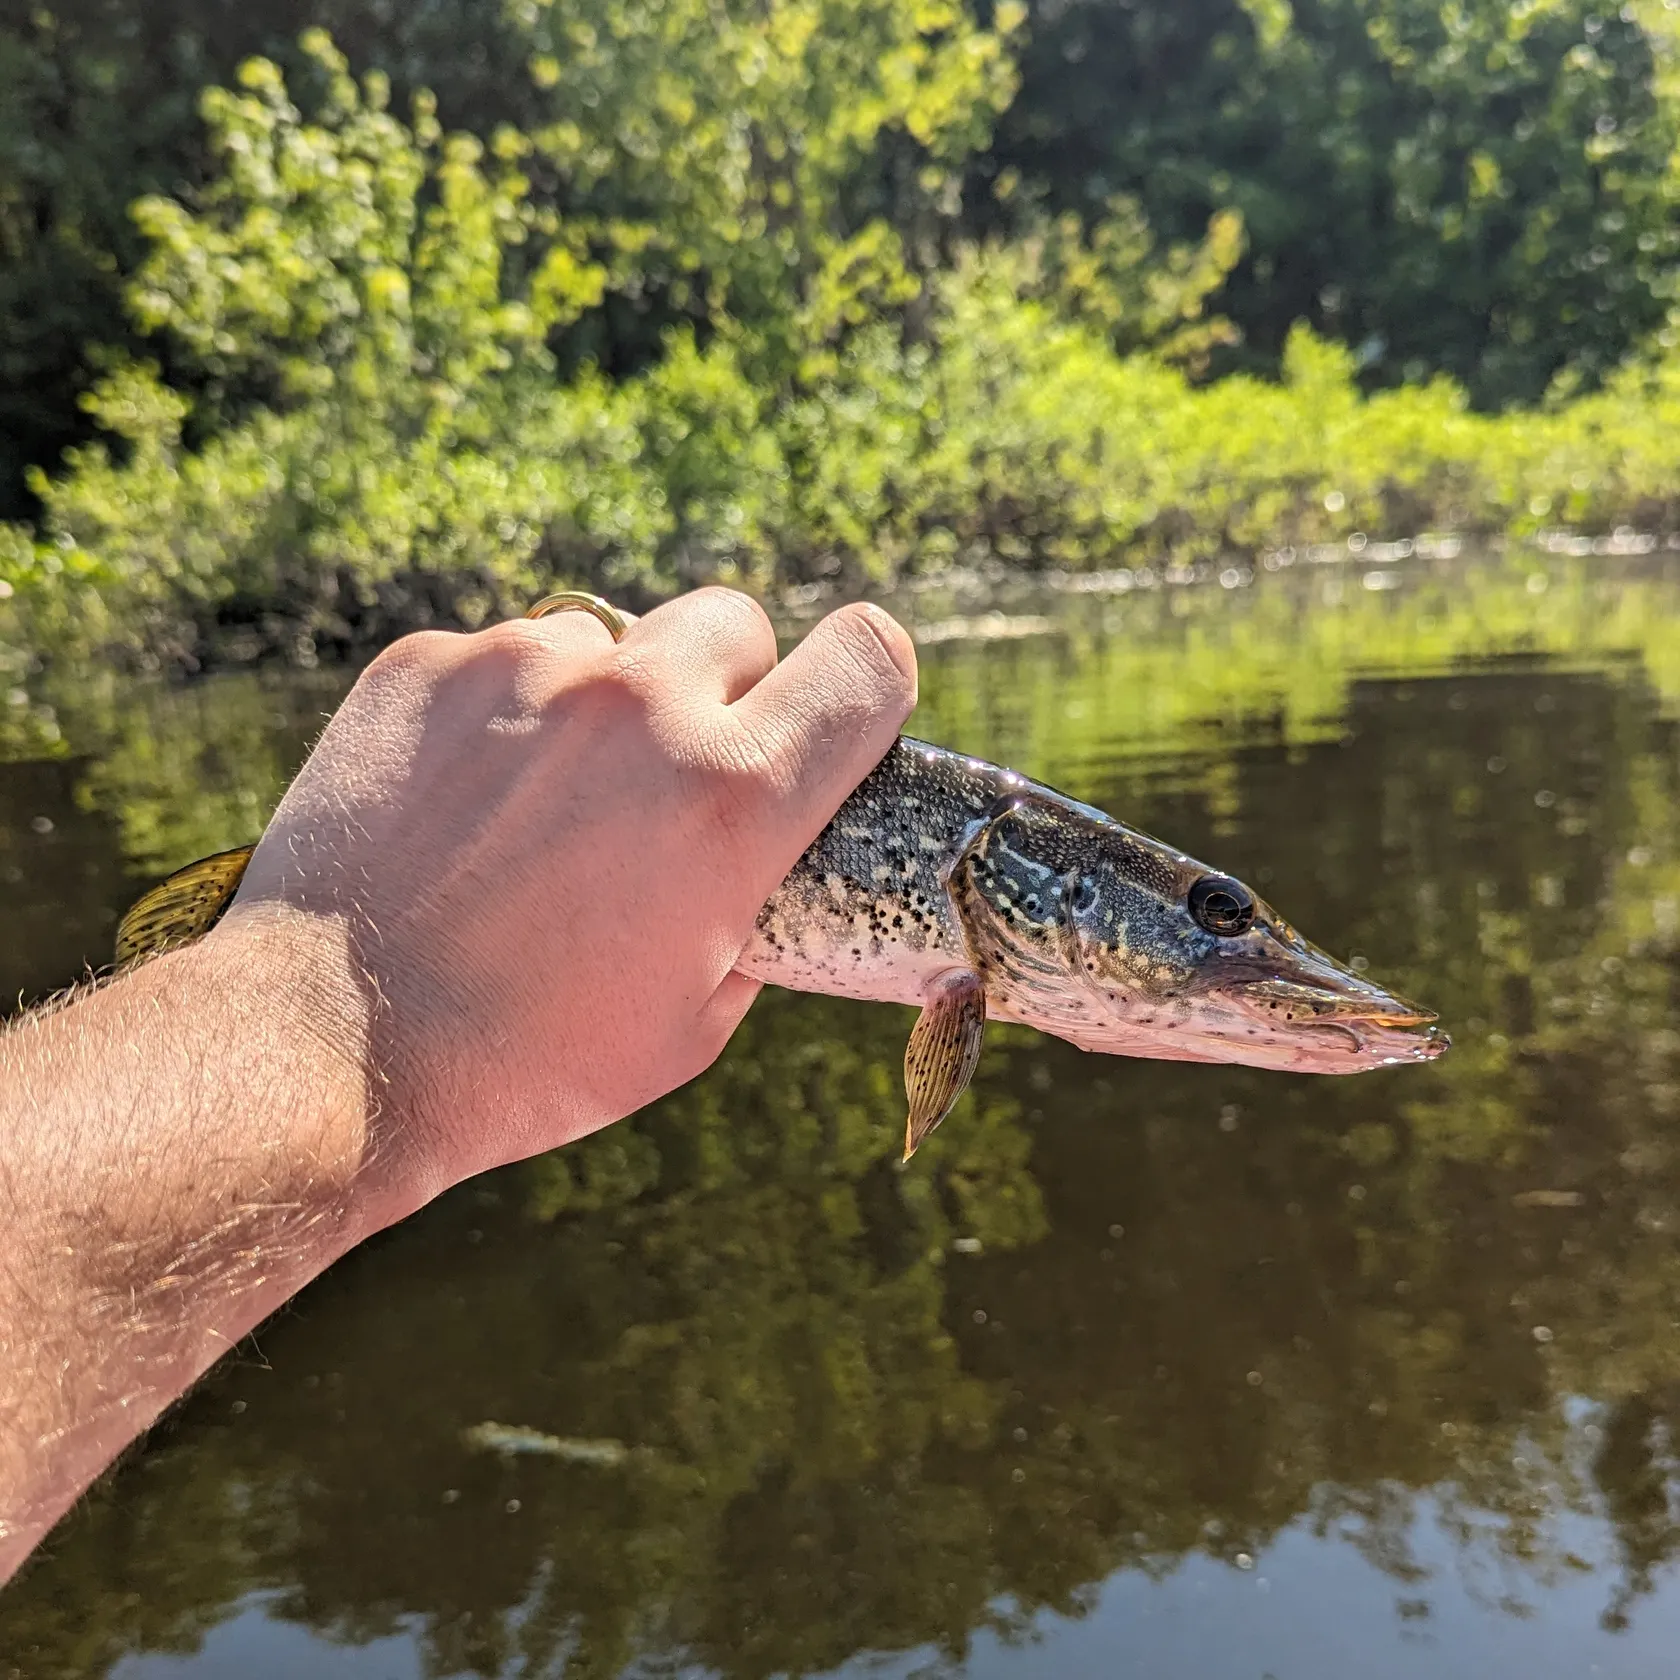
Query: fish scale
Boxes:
[{"xmin": 744, "ymin": 737, "xmax": 1018, "ymax": 1006}]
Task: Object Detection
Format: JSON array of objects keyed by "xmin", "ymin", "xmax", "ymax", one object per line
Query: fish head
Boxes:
[{"xmin": 950, "ymin": 794, "xmax": 1447, "ymax": 1074}]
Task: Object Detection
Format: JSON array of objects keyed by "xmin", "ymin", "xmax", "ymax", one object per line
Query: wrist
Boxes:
[{"xmin": 197, "ymin": 902, "xmax": 393, "ymax": 1239}]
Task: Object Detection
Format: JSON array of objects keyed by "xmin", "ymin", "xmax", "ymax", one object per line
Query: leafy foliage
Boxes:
[
  {"xmin": 988, "ymin": 0, "xmax": 1680, "ymax": 405},
  {"xmin": 7, "ymin": 2, "xmax": 1680, "ymax": 659},
  {"xmin": 0, "ymin": 19, "xmax": 1036, "ymax": 662},
  {"xmin": 0, "ymin": 0, "xmax": 1020, "ymax": 526}
]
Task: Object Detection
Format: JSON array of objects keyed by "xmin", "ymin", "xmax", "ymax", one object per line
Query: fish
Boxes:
[
  {"xmin": 116, "ymin": 735, "xmax": 1447, "ymax": 1161},
  {"xmin": 461, "ymin": 1423, "xmax": 630, "ymax": 1465}
]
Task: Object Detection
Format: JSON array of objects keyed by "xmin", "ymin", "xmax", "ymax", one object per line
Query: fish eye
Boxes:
[{"xmin": 1189, "ymin": 874, "xmax": 1256, "ymax": 937}]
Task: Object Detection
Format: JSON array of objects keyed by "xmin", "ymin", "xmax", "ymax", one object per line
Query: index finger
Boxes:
[{"xmin": 618, "ymin": 587, "xmax": 777, "ymax": 707}]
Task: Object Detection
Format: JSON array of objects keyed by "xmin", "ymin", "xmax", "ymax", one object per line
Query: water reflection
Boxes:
[{"xmin": 2, "ymin": 553, "xmax": 1680, "ymax": 1677}]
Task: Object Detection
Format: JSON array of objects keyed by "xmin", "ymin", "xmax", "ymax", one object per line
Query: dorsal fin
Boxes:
[{"xmin": 114, "ymin": 845, "xmax": 257, "ymax": 968}]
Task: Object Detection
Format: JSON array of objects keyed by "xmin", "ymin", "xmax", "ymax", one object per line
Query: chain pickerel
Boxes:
[{"xmin": 117, "ymin": 736, "xmax": 1447, "ymax": 1162}]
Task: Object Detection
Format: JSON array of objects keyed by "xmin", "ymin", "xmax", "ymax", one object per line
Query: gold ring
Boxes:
[{"xmin": 524, "ymin": 590, "xmax": 629, "ymax": 642}]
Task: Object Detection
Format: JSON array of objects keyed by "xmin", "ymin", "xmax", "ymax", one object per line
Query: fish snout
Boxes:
[
  {"xmin": 1349, "ymin": 1003, "xmax": 1439, "ymax": 1030},
  {"xmin": 1234, "ymin": 966, "xmax": 1445, "ymax": 1054}
]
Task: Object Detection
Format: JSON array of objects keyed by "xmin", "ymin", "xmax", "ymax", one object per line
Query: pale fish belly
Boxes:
[
  {"xmin": 737, "ymin": 737, "xmax": 1001, "ymax": 1008},
  {"xmin": 738, "ymin": 866, "xmax": 965, "ymax": 1008},
  {"xmin": 735, "ymin": 923, "xmax": 947, "ymax": 1007}
]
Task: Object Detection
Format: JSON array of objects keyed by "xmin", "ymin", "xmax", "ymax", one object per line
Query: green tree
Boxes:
[
  {"xmin": 988, "ymin": 0, "xmax": 1680, "ymax": 406},
  {"xmin": 0, "ymin": 0, "xmax": 553, "ymax": 523},
  {"xmin": 0, "ymin": 0, "xmax": 1021, "ymax": 522}
]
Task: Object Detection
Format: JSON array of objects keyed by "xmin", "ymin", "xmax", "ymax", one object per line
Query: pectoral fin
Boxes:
[
  {"xmin": 902, "ymin": 967, "xmax": 987, "ymax": 1161},
  {"xmin": 115, "ymin": 845, "xmax": 256, "ymax": 968}
]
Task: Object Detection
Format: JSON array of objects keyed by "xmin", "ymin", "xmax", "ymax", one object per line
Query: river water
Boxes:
[{"xmin": 3, "ymin": 546, "xmax": 1680, "ymax": 1679}]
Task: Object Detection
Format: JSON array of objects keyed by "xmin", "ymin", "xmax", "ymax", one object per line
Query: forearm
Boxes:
[
  {"xmin": 0, "ymin": 591, "xmax": 917, "ymax": 1586},
  {"xmin": 0, "ymin": 908, "xmax": 377, "ymax": 1581}
]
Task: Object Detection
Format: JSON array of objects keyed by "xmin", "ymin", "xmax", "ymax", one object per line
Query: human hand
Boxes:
[
  {"xmin": 2, "ymin": 588, "xmax": 915, "ymax": 1573},
  {"xmin": 223, "ymin": 588, "xmax": 918, "ymax": 1228}
]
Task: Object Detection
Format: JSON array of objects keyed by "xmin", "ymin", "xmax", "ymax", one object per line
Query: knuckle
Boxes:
[
  {"xmin": 361, "ymin": 628, "xmax": 461, "ymax": 687},
  {"xmin": 473, "ymin": 617, "xmax": 611, "ymax": 698},
  {"xmin": 697, "ymin": 585, "xmax": 775, "ymax": 641},
  {"xmin": 476, "ymin": 614, "xmax": 625, "ymax": 677},
  {"xmin": 533, "ymin": 644, "xmax": 662, "ymax": 737},
  {"xmin": 657, "ymin": 586, "xmax": 776, "ymax": 678},
  {"xmin": 476, "ymin": 617, "xmax": 558, "ymax": 665},
  {"xmin": 704, "ymin": 713, "xmax": 783, "ymax": 800},
  {"xmin": 824, "ymin": 603, "xmax": 917, "ymax": 700},
  {"xmin": 600, "ymin": 644, "xmax": 666, "ymax": 710}
]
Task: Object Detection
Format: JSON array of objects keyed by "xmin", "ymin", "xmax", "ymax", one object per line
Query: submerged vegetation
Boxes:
[{"xmin": 5, "ymin": 2, "xmax": 1680, "ymax": 666}]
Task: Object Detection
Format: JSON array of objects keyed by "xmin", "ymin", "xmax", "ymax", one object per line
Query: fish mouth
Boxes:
[
  {"xmin": 1056, "ymin": 935, "xmax": 1450, "ymax": 1072},
  {"xmin": 1236, "ymin": 975, "xmax": 1439, "ymax": 1026},
  {"xmin": 1308, "ymin": 1013, "xmax": 1452, "ymax": 1061},
  {"xmin": 1228, "ymin": 952, "xmax": 1449, "ymax": 1064},
  {"xmin": 1337, "ymin": 1006, "xmax": 1439, "ymax": 1031}
]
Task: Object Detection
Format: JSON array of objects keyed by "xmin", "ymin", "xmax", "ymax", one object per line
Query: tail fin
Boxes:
[{"xmin": 115, "ymin": 845, "xmax": 257, "ymax": 968}]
